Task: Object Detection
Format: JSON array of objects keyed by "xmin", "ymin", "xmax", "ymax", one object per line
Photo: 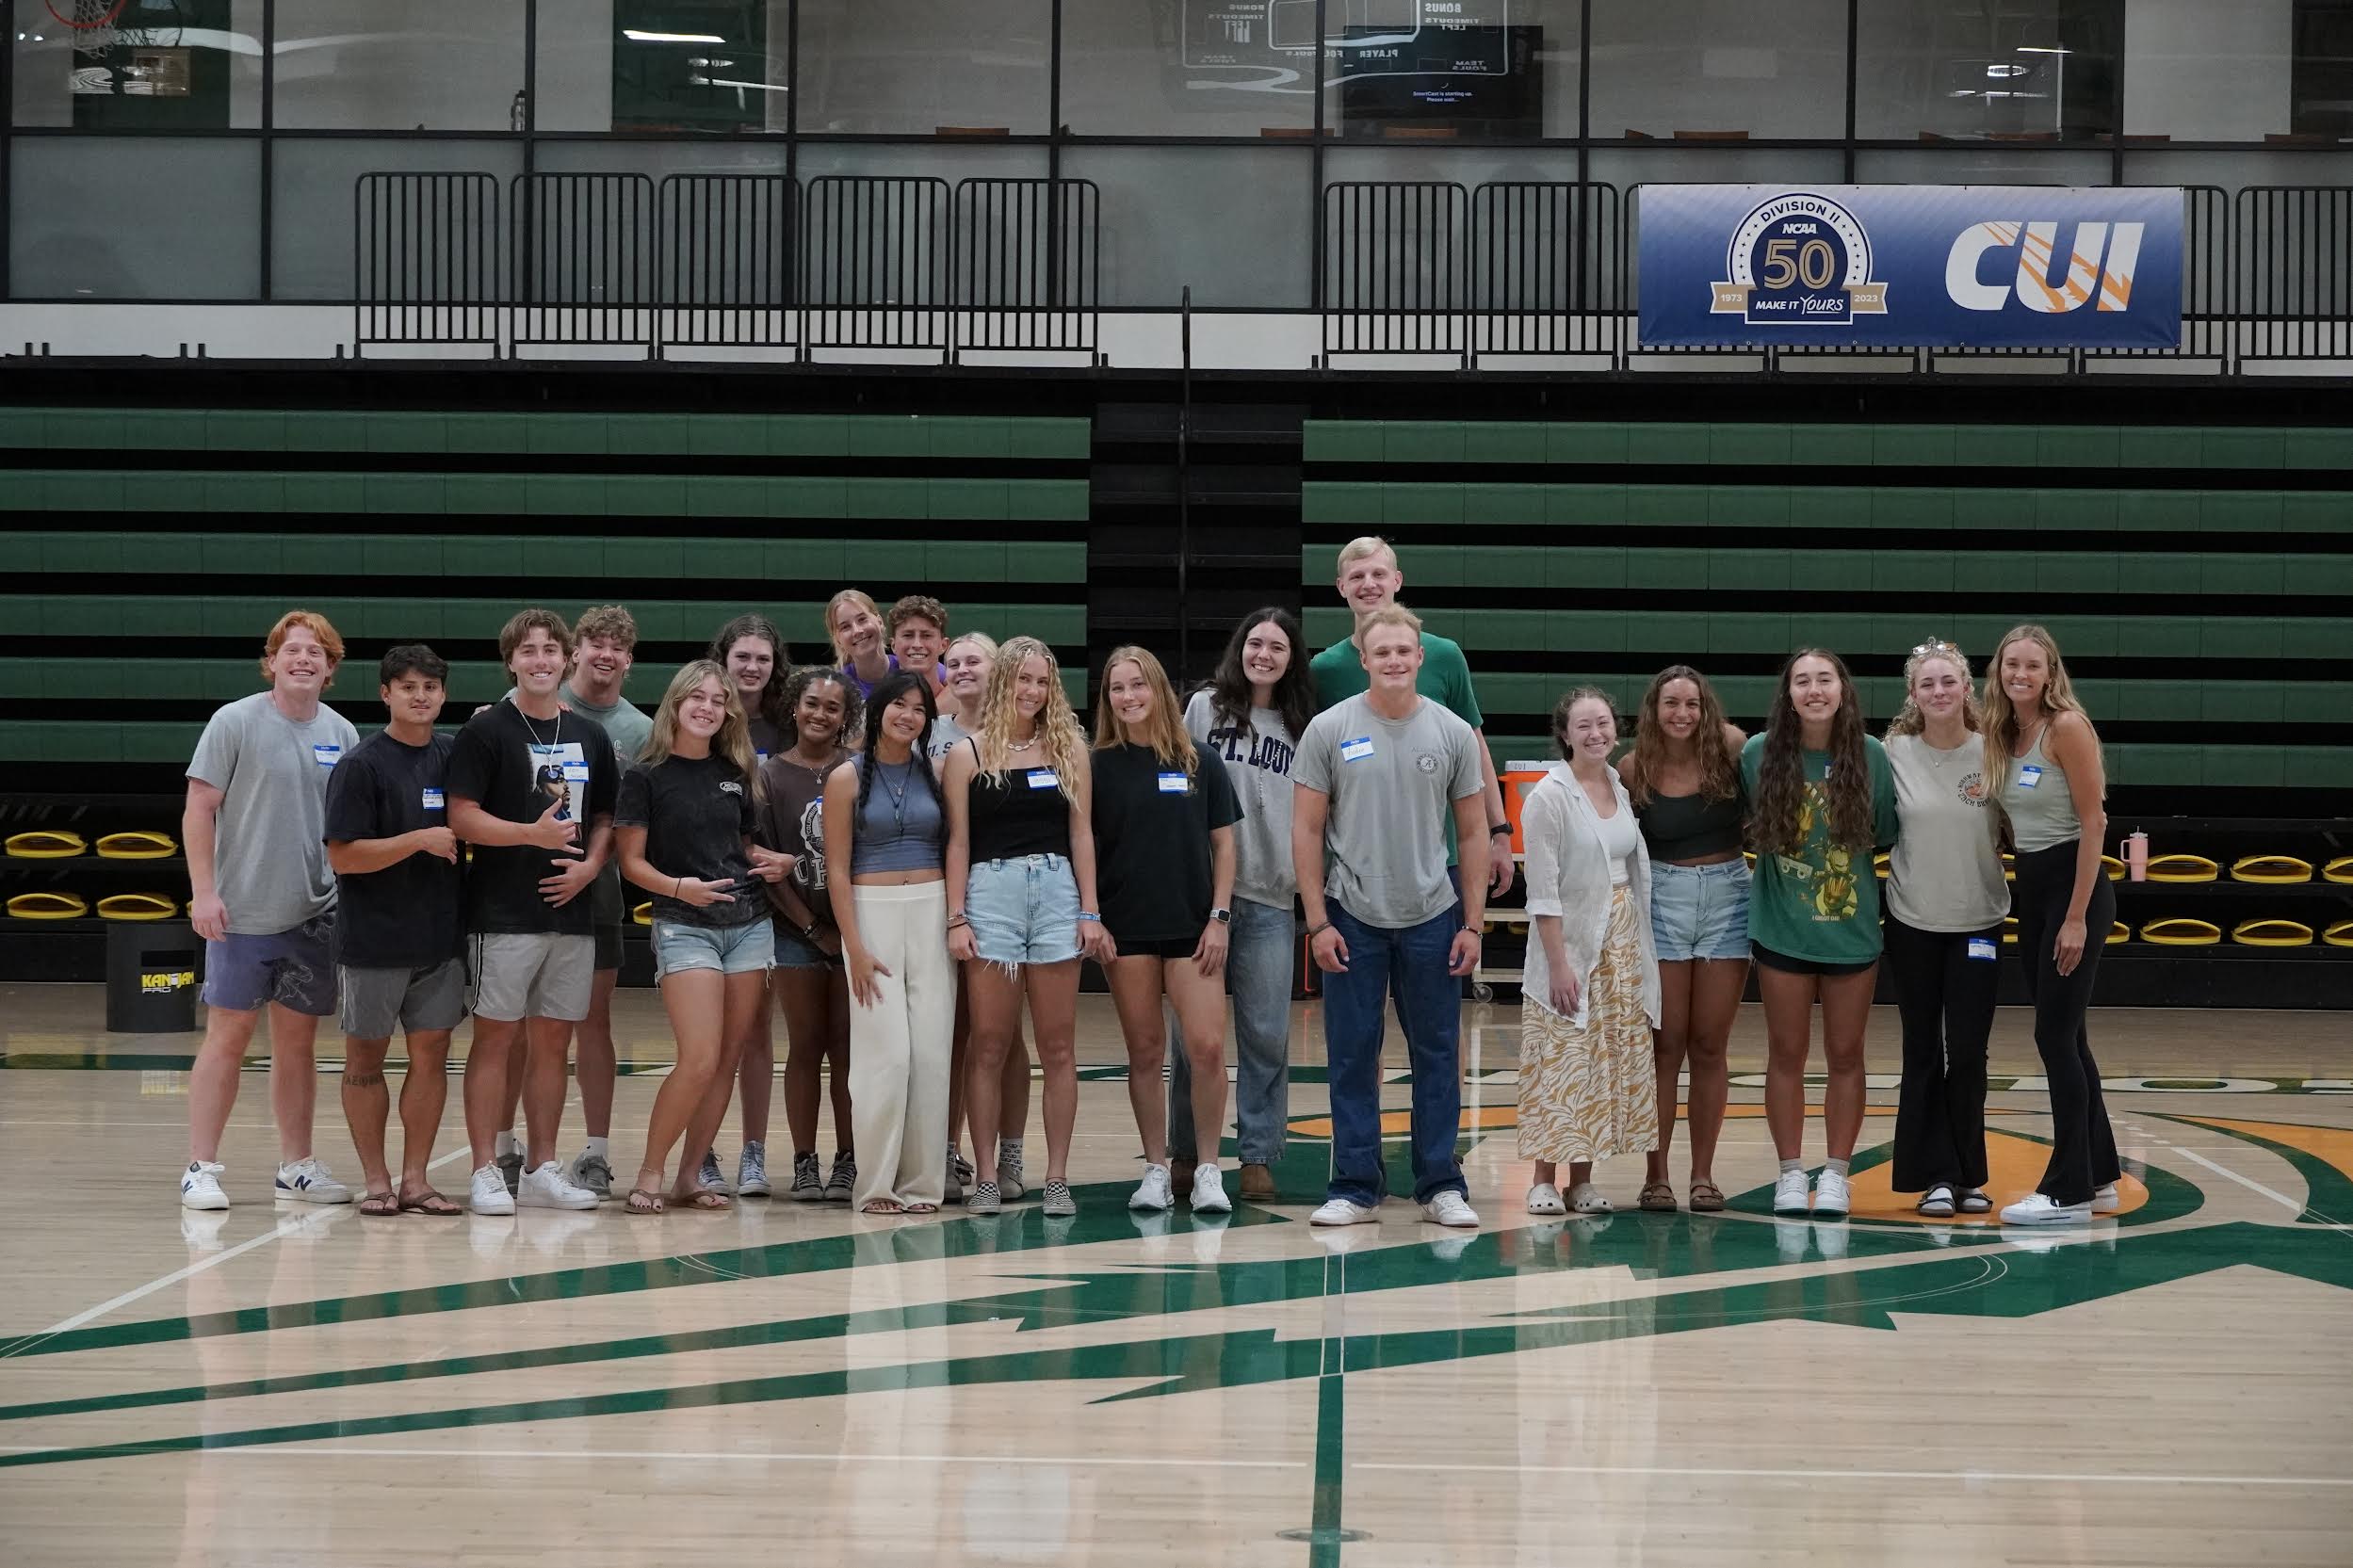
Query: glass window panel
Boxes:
[
  {"xmin": 1319, "ymin": 0, "xmax": 1574, "ymax": 139},
  {"xmin": 1063, "ymin": 146, "xmax": 1310, "ymax": 306},
  {"xmin": 269, "ymin": 137, "xmax": 522, "ymax": 300},
  {"xmin": 272, "ymin": 0, "xmax": 526, "ymax": 131},
  {"xmin": 536, "ymin": 1, "xmax": 788, "ymax": 135},
  {"xmin": 795, "ymin": 0, "xmax": 1048, "ymax": 136},
  {"xmin": 10, "ymin": 0, "xmax": 262, "ymax": 128},
  {"xmin": 2290, "ymin": 0, "xmax": 2353, "ymax": 137},
  {"xmin": 2124, "ymin": 0, "xmax": 2292, "ymax": 142},
  {"xmin": 1855, "ymin": 1, "xmax": 2122, "ymax": 143},
  {"xmin": 1060, "ymin": 0, "xmax": 1314, "ymax": 137},
  {"xmin": 2121, "ymin": 147, "xmax": 2353, "ymax": 196},
  {"xmin": 10, "ymin": 136, "xmax": 259, "ymax": 298},
  {"xmin": 1587, "ymin": 0, "xmax": 1844, "ymax": 139},
  {"xmin": 1852, "ymin": 148, "xmax": 2114, "ymax": 185}
]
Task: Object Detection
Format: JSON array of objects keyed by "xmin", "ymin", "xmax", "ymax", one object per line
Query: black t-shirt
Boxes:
[
  {"xmin": 446, "ymin": 701, "xmax": 621, "ymax": 936},
  {"xmin": 1090, "ymin": 741, "xmax": 1242, "ymax": 944},
  {"xmin": 322, "ymin": 730, "xmax": 463, "ymax": 969},
  {"xmin": 614, "ymin": 752, "xmax": 762, "ymax": 929}
]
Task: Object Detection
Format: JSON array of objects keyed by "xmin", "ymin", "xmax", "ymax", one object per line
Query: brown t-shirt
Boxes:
[{"xmin": 755, "ymin": 750, "xmax": 847, "ymax": 936}]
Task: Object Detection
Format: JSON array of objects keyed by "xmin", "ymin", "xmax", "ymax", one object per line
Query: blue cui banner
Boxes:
[{"xmin": 1636, "ymin": 185, "xmax": 2183, "ymax": 349}]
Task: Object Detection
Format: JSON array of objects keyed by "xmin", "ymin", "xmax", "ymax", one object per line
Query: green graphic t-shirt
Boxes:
[{"xmin": 1738, "ymin": 733, "xmax": 1900, "ymax": 965}]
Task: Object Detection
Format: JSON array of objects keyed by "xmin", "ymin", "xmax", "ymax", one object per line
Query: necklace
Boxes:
[
  {"xmin": 517, "ymin": 704, "xmax": 560, "ymax": 750},
  {"xmin": 874, "ymin": 756, "xmax": 912, "ymax": 834},
  {"xmin": 786, "ymin": 745, "xmax": 839, "ymax": 779},
  {"xmin": 1008, "ymin": 733, "xmax": 1038, "ymax": 752}
]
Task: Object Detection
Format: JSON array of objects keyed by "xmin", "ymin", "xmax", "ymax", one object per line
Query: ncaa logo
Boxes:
[{"xmin": 1710, "ymin": 192, "xmax": 1889, "ymax": 327}]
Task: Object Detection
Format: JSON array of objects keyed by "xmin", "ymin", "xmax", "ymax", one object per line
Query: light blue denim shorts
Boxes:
[
  {"xmin": 1648, "ymin": 858, "xmax": 1753, "ymax": 962},
  {"xmin": 652, "ymin": 918, "xmax": 773, "ymax": 981},
  {"xmin": 966, "ymin": 853, "xmax": 1083, "ymax": 967}
]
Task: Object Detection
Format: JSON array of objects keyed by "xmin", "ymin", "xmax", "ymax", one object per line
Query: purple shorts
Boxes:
[{"xmin": 201, "ymin": 914, "xmax": 338, "ymax": 1017}]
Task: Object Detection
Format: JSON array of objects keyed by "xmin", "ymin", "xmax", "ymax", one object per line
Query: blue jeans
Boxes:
[
  {"xmin": 1168, "ymin": 896, "xmax": 1295, "ymax": 1166},
  {"xmin": 1321, "ymin": 900, "xmax": 1466, "ymax": 1206}
]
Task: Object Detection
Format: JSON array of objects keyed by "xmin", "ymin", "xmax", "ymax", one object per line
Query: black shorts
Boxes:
[
  {"xmin": 1752, "ymin": 941, "xmax": 1876, "ymax": 978},
  {"xmin": 1114, "ymin": 934, "xmax": 1202, "ymax": 961},
  {"xmin": 593, "ymin": 921, "xmax": 624, "ymax": 972}
]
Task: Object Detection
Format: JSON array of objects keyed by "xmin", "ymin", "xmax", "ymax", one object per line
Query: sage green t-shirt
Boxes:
[{"xmin": 1738, "ymin": 733, "xmax": 1900, "ymax": 965}]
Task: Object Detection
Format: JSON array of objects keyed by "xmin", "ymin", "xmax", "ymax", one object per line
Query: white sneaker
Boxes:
[
  {"xmin": 1812, "ymin": 1168, "xmax": 1851, "ymax": 1219},
  {"xmin": 469, "ymin": 1163, "xmax": 517, "ymax": 1216},
  {"xmin": 2000, "ymin": 1191, "xmax": 2091, "ymax": 1225},
  {"xmin": 274, "ymin": 1156, "xmax": 351, "ymax": 1204},
  {"xmin": 519, "ymin": 1160, "xmax": 599, "ymax": 1211},
  {"xmin": 1190, "ymin": 1164, "xmax": 1232, "ymax": 1215},
  {"xmin": 2090, "ymin": 1182, "xmax": 2121, "ymax": 1214},
  {"xmin": 1129, "ymin": 1162, "xmax": 1174, "ymax": 1212},
  {"xmin": 1772, "ymin": 1167, "xmax": 1812, "ymax": 1215},
  {"xmin": 1309, "ymin": 1197, "xmax": 1380, "ymax": 1226},
  {"xmin": 1420, "ymin": 1190, "xmax": 1480, "ymax": 1229},
  {"xmin": 180, "ymin": 1159, "xmax": 229, "ymax": 1211}
]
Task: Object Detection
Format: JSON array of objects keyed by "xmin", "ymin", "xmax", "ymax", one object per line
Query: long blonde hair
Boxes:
[
  {"xmin": 1980, "ymin": 623, "xmax": 2098, "ymax": 802},
  {"xmin": 1886, "ymin": 639, "xmax": 1984, "ymax": 740},
  {"xmin": 973, "ymin": 635, "xmax": 1085, "ymax": 804},
  {"xmin": 1093, "ymin": 645, "xmax": 1197, "ymax": 770},
  {"xmin": 823, "ymin": 589, "xmax": 882, "ymax": 664},
  {"xmin": 641, "ymin": 659, "xmax": 759, "ymax": 799}
]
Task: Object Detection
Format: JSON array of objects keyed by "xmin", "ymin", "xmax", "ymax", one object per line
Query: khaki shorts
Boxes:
[{"xmin": 464, "ymin": 932, "xmax": 594, "ymax": 1023}]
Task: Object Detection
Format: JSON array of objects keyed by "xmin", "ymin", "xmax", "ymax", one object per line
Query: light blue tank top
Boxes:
[
  {"xmin": 851, "ymin": 759, "xmax": 945, "ymax": 874},
  {"xmin": 2002, "ymin": 729, "xmax": 2081, "ymax": 852}
]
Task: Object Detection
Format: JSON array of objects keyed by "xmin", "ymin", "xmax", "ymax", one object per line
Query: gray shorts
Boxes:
[
  {"xmin": 465, "ymin": 932, "xmax": 595, "ymax": 1023},
  {"xmin": 339, "ymin": 958, "xmax": 466, "ymax": 1038}
]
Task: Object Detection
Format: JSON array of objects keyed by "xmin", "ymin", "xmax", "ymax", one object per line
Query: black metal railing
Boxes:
[
  {"xmin": 1468, "ymin": 181, "xmax": 1620, "ymax": 364},
  {"xmin": 353, "ymin": 171, "xmax": 500, "ymax": 352},
  {"xmin": 2085, "ymin": 185, "xmax": 2231, "ymax": 366},
  {"xmin": 1322, "ymin": 182, "xmax": 1469, "ymax": 362},
  {"xmin": 511, "ymin": 171, "xmax": 657, "ymax": 352},
  {"xmin": 952, "ymin": 178, "xmax": 1099, "ymax": 359},
  {"xmin": 658, "ymin": 172, "xmax": 796, "ymax": 352},
  {"xmin": 2237, "ymin": 185, "xmax": 2353, "ymax": 364},
  {"xmin": 802, "ymin": 174, "xmax": 952, "ymax": 358}
]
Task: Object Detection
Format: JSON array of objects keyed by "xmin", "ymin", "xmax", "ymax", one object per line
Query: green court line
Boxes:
[
  {"xmin": 7, "ymin": 1220, "xmax": 2344, "ymax": 1474},
  {"xmin": 2147, "ymin": 1113, "xmax": 2353, "ymax": 1227}
]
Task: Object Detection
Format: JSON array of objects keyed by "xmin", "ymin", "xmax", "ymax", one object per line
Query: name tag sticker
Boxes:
[
  {"xmin": 1966, "ymin": 937, "xmax": 1998, "ymax": 962},
  {"xmin": 1339, "ymin": 736, "xmax": 1375, "ymax": 763},
  {"xmin": 1027, "ymin": 768, "xmax": 1060, "ymax": 790},
  {"xmin": 421, "ymin": 787, "xmax": 445, "ymax": 811},
  {"xmin": 1157, "ymin": 771, "xmax": 1191, "ymax": 795},
  {"xmin": 312, "ymin": 743, "xmax": 342, "ymax": 768},
  {"xmin": 2017, "ymin": 765, "xmax": 2042, "ymax": 790}
]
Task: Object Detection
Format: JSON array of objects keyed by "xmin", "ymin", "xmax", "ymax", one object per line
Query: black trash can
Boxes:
[{"xmin": 105, "ymin": 918, "xmax": 203, "ymax": 1033}]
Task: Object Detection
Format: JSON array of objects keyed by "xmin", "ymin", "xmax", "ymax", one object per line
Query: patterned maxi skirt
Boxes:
[{"xmin": 1517, "ymin": 884, "xmax": 1660, "ymax": 1164}]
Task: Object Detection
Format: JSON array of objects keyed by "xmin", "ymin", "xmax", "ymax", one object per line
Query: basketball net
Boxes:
[{"xmin": 48, "ymin": 1, "xmax": 138, "ymax": 57}]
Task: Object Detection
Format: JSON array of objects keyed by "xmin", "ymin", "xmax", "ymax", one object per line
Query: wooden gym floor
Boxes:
[{"xmin": 1, "ymin": 984, "xmax": 2349, "ymax": 1567}]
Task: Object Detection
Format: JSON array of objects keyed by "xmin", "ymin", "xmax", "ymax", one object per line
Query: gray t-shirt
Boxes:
[
  {"xmin": 1293, "ymin": 693, "xmax": 1483, "ymax": 929},
  {"xmin": 187, "ymin": 691, "xmax": 360, "ymax": 935},
  {"xmin": 929, "ymin": 714, "xmax": 971, "ymax": 764},
  {"xmin": 1885, "ymin": 733, "xmax": 2010, "ymax": 931},
  {"xmin": 1185, "ymin": 688, "xmax": 1297, "ymax": 908}
]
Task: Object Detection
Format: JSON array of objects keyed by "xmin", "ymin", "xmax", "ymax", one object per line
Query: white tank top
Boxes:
[{"xmin": 1595, "ymin": 801, "xmax": 1641, "ymax": 886}]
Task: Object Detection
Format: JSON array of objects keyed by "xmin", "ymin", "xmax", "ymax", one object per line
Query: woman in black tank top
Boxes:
[{"xmin": 1615, "ymin": 666, "xmax": 1751, "ymax": 1215}]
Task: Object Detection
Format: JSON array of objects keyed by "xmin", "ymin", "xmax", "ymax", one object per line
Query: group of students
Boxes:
[
  {"xmin": 172, "ymin": 533, "xmax": 2118, "ymax": 1233},
  {"xmin": 1515, "ymin": 629, "xmax": 2120, "ymax": 1228}
]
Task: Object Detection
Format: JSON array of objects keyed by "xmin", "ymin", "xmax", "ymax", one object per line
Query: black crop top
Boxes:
[
  {"xmin": 967, "ymin": 746, "xmax": 1075, "ymax": 863},
  {"xmin": 1634, "ymin": 788, "xmax": 1744, "ymax": 862}
]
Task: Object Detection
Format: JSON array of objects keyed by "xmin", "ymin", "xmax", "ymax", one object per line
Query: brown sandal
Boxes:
[
  {"xmin": 398, "ymin": 1188, "xmax": 462, "ymax": 1217},
  {"xmin": 1637, "ymin": 1182, "xmax": 1678, "ymax": 1213},
  {"xmin": 1688, "ymin": 1181, "xmax": 1726, "ymax": 1212},
  {"xmin": 358, "ymin": 1189, "xmax": 402, "ymax": 1217},
  {"xmin": 624, "ymin": 1188, "xmax": 666, "ymax": 1215},
  {"xmin": 669, "ymin": 1188, "xmax": 730, "ymax": 1211}
]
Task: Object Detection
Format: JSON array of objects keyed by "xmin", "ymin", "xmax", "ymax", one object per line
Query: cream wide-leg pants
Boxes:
[{"xmin": 848, "ymin": 880, "xmax": 953, "ymax": 1208}]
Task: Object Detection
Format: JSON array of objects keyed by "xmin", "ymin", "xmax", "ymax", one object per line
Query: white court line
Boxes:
[
  {"xmin": 31, "ymin": 1143, "xmax": 473, "ymax": 1339},
  {"xmin": 1355, "ymin": 1462, "xmax": 2353, "ymax": 1489},
  {"xmin": 2120, "ymin": 1123, "xmax": 2307, "ymax": 1215},
  {"xmin": 0, "ymin": 1444, "xmax": 1303, "ymax": 1469}
]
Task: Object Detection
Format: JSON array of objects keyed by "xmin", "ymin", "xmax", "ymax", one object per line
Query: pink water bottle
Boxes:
[{"xmin": 2126, "ymin": 830, "xmax": 2149, "ymax": 881}]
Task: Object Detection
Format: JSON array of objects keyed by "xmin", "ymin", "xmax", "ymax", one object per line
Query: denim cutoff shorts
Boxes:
[
  {"xmin": 966, "ymin": 853, "xmax": 1083, "ymax": 966},
  {"xmin": 1647, "ymin": 858, "xmax": 1753, "ymax": 962},
  {"xmin": 652, "ymin": 918, "xmax": 773, "ymax": 981}
]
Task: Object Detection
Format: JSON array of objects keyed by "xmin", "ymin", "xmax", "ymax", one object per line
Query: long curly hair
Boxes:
[
  {"xmin": 1094, "ymin": 645, "xmax": 1197, "ymax": 770},
  {"xmin": 641, "ymin": 659, "xmax": 759, "ymax": 801},
  {"xmin": 972, "ymin": 636, "xmax": 1086, "ymax": 805},
  {"xmin": 1204, "ymin": 606, "xmax": 1318, "ymax": 746},
  {"xmin": 707, "ymin": 613, "xmax": 789, "ymax": 739},
  {"xmin": 1748, "ymin": 648, "xmax": 1873, "ymax": 856},
  {"xmin": 1885, "ymin": 639, "xmax": 1984, "ymax": 740},
  {"xmin": 1616, "ymin": 664, "xmax": 1739, "ymax": 806},
  {"xmin": 1980, "ymin": 622, "xmax": 2099, "ymax": 804},
  {"xmin": 855, "ymin": 668, "xmax": 940, "ymax": 822}
]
